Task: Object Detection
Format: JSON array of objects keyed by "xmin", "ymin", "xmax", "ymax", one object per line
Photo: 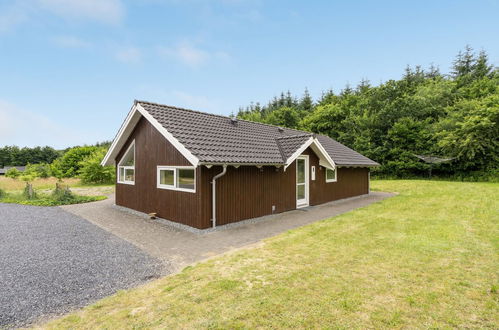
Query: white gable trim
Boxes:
[
  {"xmin": 310, "ymin": 137, "xmax": 336, "ymax": 170},
  {"xmin": 283, "ymin": 136, "xmax": 314, "ymax": 170},
  {"xmin": 101, "ymin": 104, "xmax": 141, "ymax": 166},
  {"xmin": 135, "ymin": 103, "xmax": 199, "ymax": 166},
  {"xmin": 101, "ymin": 103, "xmax": 199, "ymax": 167},
  {"xmin": 283, "ymin": 137, "xmax": 336, "ymax": 170}
]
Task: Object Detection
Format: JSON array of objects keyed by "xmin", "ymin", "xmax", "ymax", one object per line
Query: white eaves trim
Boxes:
[
  {"xmin": 101, "ymin": 103, "xmax": 140, "ymax": 167},
  {"xmin": 310, "ymin": 137, "xmax": 336, "ymax": 170},
  {"xmin": 283, "ymin": 137, "xmax": 336, "ymax": 171},
  {"xmin": 101, "ymin": 102, "xmax": 200, "ymax": 167},
  {"xmin": 135, "ymin": 103, "xmax": 199, "ymax": 166}
]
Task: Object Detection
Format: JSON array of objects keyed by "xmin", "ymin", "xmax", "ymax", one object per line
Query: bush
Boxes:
[
  {"xmin": 25, "ymin": 163, "xmax": 51, "ymax": 178},
  {"xmin": 51, "ymin": 146, "xmax": 98, "ymax": 178},
  {"xmin": 22, "ymin": 182, "xmax": 37, "ymax": 200},
  {"xmin": 78, "ymin": 148, "xmax": 115, "ymax": 184},
  {"xmin": 52, "ymin": 183, "xmax": 75, "ymax": 203},
  {"xmin": 0, "ymin": 188, "xmax": 5, "ymax": 199},
  {"xmin": 5, "ymin": 168, "xmax": 21, "ymax": 179}
]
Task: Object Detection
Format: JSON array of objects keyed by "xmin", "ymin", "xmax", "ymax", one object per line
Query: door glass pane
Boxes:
[
  {"xmin": 297, "ymin": 159, "xmax": 305, "ymax": 183},
  {"xmin": 297, "ymin": 184, "xmax": 305, "ymax": 200},
  {"xmin": 177, "ymin": 169, "xmax": 195, "ymax": 190},
  {"xmin": 160, "ymin": 169, "xmax": 174, "ymax": 186}
]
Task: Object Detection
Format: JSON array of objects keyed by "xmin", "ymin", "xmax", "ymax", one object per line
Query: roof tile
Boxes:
[{"xmin": 138, "ymin": 101, "xmax": 379, "ymax": 166}]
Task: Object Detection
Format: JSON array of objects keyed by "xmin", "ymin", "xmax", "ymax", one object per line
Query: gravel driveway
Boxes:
[{"xmin": 0, "ymin": 204, "xmax": 164, "ymax": 329}]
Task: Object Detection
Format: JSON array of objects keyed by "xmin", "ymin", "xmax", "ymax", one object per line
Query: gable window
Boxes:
[
  {"xmin": 157, "ymin": 166, "xmax": 195, "ymax": 192},
  {"xmin": 325, "ymin": 167, "xmax": 337, "ymax": 183},
  {"xmin": 118, "ymin": 141, "xmax": 135, "ymax": 184}
]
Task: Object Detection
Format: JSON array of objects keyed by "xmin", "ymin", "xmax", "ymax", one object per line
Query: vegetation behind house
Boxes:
[
  {"xmin": 237, "ymin": 46, "xmax": 498, "ymax": 180},
  {"xmin": 1, "ymin": 47, "xmax": 497, "ymax": 182},
  {"xmin": 1, "ymin": 141, "xmax": 114, "ymax": 185}
]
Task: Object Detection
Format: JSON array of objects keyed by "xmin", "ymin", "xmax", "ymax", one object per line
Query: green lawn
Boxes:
[{"xmin": 39, "ymin": 180, "xmax": 498, "ymax": 329}]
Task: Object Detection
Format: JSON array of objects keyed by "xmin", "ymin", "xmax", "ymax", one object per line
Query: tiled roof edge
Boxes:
[{"xmin": 136, "ymin": 100, "xmax": 309, "ymax": 135}]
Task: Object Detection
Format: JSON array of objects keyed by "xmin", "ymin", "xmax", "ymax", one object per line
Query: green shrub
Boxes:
[
  {"xmin": 5, "ymin": 168, "xmax": 21, "ymax": 179},
  {"xmin": 52, "ymin": 183, "xmax": 75, "ymax": 203},
  {"xmin": 22, "ymin": 183, "xmax": 37, "ymax": 200},
  {"xmin": 25, "ymin": 163, "xmax": 51, "ymax": 178},
  {"xmin": 78, "ymin": 148, "xmax": 115, "ymax": 184},
  {"xmin": 0, "ymin": 188, "xmax": 5, "ymax": 199},
  {"xmin": 51, "ymin": 146, "xmax": 98, "ymax": 178}
]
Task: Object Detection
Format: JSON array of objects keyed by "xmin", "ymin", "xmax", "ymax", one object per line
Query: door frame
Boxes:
[{"xmin": 296, "ymin": 155, "xmax": 309, "ymax": 208}]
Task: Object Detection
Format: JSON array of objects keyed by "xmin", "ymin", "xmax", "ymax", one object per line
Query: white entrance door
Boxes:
[{"xmin": 296, "ymin": 155, "xmax": 309, "ymax": 208}]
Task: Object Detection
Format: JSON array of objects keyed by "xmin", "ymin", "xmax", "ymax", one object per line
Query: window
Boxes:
[
  {"xmin": 325, "ymin": 167, "xmax": 337, "ymax": 183},
  {"xmin": 118, "ymin": 141, "xmax": 135, "ymax": 184},
  {"xmin": 157, "ymin": 166, "xmax": 195, "ymax": 192}
]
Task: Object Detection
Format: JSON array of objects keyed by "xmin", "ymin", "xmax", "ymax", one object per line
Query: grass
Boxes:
[
  {"xmin": 0, "ymin": 176, "xmax": 114, "ymax": 192},
  {"xmin": 0, "ymin": 177, "xmax": 112, "ymax": 206},
  {"xmin": 38, "ymin": 180, "xmax": 498, "ymax": 328},
  {"xmin": 0, "ymin": 176, "xmax": 81, "ymax": 191},
  {"xmin": 0, "ymin": 192, "xmax": 107, "ymax": 206}
]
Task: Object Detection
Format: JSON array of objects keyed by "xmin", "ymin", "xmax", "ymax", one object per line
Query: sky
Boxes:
[{"xmin": 0, "ymin": 0, "xmax": 498, "ymax": 149}]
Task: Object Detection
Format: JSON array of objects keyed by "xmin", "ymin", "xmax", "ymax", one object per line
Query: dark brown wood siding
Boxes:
[
  {"xmin": 199, "ymin": 165, "xmax": 296, "ymax": 227},
  {"xmin": 115, "ymin": 117, "xmax": 205, "ymax": 228},
  {"xmin": 197, "ymin": 148, "xmax": 369, "ymax": 228},
  {"xmin": 115, "ymin": 122, "xmax": 369, "ymax": 229},
  {"xmin": 300, "ymin": 148, "xmax": 369, "ymax": 205}
]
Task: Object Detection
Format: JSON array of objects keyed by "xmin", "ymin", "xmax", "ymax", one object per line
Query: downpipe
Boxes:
[{"xmin": 211, "ymin": 165, "xmax": 227, "ymax": 228}]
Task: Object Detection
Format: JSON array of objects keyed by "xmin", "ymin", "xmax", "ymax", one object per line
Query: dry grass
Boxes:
[
  {"xmin": 0, "ymin": 177, "xmax": 114, "ymax": 196},
  {"xmin": 0, "ymin": 177, "xmax": 80, "ymax": 192},
  {"xmin": 37, "ymin": 180, "xmax": 499, "ymax": 329}
]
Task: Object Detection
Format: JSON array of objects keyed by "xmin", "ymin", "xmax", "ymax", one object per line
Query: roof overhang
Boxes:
[
  {"xmin": 336, "ymin": 164, "xmax": 380, "ymax": 168},
  {"xmin": 283, "ymin": 137, "xmax": 336, "ymax": 170},
  {"xmin": 101, "ymin": 102, "xmax": 199, "ymax": 167}
]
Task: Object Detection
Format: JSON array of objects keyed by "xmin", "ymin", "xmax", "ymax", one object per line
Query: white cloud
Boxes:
[
  {"xmin": 0, "ymin": 100, "xmax": 82, "ymax": 148},
  {"xmin": 37, "ymin": 0, "xmax": 125, "ymax": 25},
  {"xmin": 171, "ymin": 90, "xmax": 217, "ymax": 111},
  {"xmin": 0, "ymin": 0, "xmax": 125, "ymax": 33},
  {"xmin": 158, "ymin": 41, "xmax": 231, "ymax": 68},
  {"xmin": 0, "ymin": 1, "xmax": 30, "ymax": 33},
  {"xmin": 159, "ymin": 42, "xmax": 209, "ymax": 67},
  {"xmin": 115, "ymin": 47, "xmax": 141, "ymax": 63},
  {"xmin": 52, "ymin": 35, "xmax": 92, "ymax": 48},
  {"xmin": 134, "ymin": 85, "xmax": 226, "ymax": 114}
]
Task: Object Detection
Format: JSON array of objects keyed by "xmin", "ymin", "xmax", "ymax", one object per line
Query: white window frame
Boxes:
[
  {"xmin": 117, "ymin": 140, "xmax": 135, "ymax": 185},
  {"xmin": 157, "ymin": 166, "xmax": 196, "ymax": 193},
  {"xmin": 325, "ymin": 167, "xmax": 337, "ymax": 183}
]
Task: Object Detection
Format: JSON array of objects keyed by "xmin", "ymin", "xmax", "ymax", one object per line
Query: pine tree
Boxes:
[
  {"xmin": 299, "ymin": 88, "xmax": 314, "ymax": 112},
  {"xmin": 473, "ymin": 50, "xmax": 494, "ymax": 80},
  {"xmin": 318, "ymin": 89, "xmax": 335, "ymax": 106},
  {"xmin": 452, "ymin": 45, "xmax": 475, "ymax": 78}
]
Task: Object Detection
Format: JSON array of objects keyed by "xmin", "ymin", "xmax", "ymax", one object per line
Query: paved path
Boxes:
[
  {"xmin": 61, "ymin": 192, "xmax": 394, "ymax": 271},
  {"xmin": 0, "ymin": 204, "xmax": 164, "ymax": 329}
]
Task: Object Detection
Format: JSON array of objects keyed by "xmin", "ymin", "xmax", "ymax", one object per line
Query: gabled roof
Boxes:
[
  {"xmin": 276, "ymin": 134, "xmax": 313, "ymax": 160},
  {"xmin": 102, "ymin": 100, "xmax": 379, "ymax": 168}
]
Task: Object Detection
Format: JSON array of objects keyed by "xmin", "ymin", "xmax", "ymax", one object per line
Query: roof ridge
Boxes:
[
  {"xmin": 275, "ymin": 133, "xmax": 313, "ymax": 140},
  {"xmin": 135, "ymin": 99, "xmax": 309, "ymax": 135}
]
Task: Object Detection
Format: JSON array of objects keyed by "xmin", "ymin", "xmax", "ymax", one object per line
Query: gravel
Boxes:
[{"xmin": 0, "ymin": 203, "xmax": 165, "ymax": 329}]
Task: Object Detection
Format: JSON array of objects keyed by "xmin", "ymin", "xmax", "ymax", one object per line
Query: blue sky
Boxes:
[{"xmin": 0, "ymin": 0, "xmax": 498, "ymax": 148}]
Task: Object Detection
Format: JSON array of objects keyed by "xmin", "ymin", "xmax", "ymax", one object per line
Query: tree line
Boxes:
[
  {"xmin": 237, "ymin": 46, "xmax": 498, "ymax": 180},
  {"xmin": 1, "ymin": 142, "xmax": 114, "ymax": 184}
]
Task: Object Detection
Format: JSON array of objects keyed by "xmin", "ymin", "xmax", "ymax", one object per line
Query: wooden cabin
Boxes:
[{"xmin": 102, "ymin": 100, "xmax": 379, "ymax": 229}]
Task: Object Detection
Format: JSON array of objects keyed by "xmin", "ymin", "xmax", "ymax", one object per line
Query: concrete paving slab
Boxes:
[{"xmin": 60, "ymin": 192, "xmax": 394, "ymax": 271}]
